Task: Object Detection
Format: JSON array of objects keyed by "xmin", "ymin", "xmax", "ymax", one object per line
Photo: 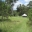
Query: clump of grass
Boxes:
[
  {"xmin": 0, "ymin": 19, "xmax": 11, "ymax": 22},
  {"xmin": 0, "ymin": 29, "xmax": 2, "ymax": 32},
  {"xmin": 27, "ymin": 20, "xmax": 32, "ymax": 27},
  {"xmin": 0, "ymin": 20, "xmax": 21, "ymax": 32}
]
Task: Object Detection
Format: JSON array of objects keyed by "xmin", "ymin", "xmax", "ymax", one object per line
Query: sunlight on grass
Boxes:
[{"xmin": 0, "ymin": 16, "xmax": 32, "ymax": 32}]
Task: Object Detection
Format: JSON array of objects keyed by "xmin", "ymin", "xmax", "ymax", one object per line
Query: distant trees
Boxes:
[
  {"xmin": 17, "ymin": 4, "xmax": 28, "ymax": 16},
  {"xmin": 28, "ymin": 1, "xmax": 32, "ymax": 8}
]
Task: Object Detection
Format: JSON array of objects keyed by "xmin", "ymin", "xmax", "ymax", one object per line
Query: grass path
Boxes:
[
  {"xmin": 0, "ymin": 17, "xmax": 32, "ymax": 32},
  {"xmin": 13, "ymin": 17, "xmax": 29, "ymax": 32},
  {"xmin": 17, "ymin": 18, "xmax": 29, "ymax": 32}
]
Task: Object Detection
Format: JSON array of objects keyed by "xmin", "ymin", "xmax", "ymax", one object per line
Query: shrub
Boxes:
[{"xmin": 28, "ymin": 9, "xmax": 32, "ymax": 21}]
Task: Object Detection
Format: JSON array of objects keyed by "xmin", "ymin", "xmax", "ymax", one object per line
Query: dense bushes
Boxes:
[{"xmin": 28, "ymin": 9, "xmax": 32, "ymax": 21}]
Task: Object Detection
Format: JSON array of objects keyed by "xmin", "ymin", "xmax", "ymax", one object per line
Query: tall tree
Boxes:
[
  {"xmin": 0, "ymin": 0, "xmax": 18, "ymax": 19},
  {"xmin": 28, "ymin": 1, "xmax": 32, "ymax": 9},
  {"xmin": 5, "ymin": 0, "xmax": 18, "ymax": 16}
]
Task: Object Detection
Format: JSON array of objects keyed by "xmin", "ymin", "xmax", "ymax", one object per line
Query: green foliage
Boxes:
[
  {"xmin": 0, "ymin": 0, "xmax": 18, "ymax": 20},
  {"xmin": 28, "ymin": 9, "xmax": 32, "ymax": 21},
  {"xmin": 17, "ymin": 4, "xmax": 28, "ymax": 16},
  {"xmin": 13, "ymin": 11, "xmax": 19, "ymax": 16},
  {"xmin": 28, "ymin": 1, "xmax": 32, "ymax": 9},
  {"xmin": 28, "ymin": 1, "xmax": 32, "ymax": 22}
]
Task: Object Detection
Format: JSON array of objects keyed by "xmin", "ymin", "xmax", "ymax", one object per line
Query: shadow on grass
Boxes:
[
  {"xmin": 0, "ymin": 29, "xmax": 2, "ymax": 32},
  {"xmin": 0, "ymin": 19, "xmax": 11, "ymax": 22},
  {"xmin": 0, "ymin": 29, "xmax": 7, "ymax": 32},
  {"xmin": 27, "ymin": 21, "xmax": 32, "ymax": 26}
]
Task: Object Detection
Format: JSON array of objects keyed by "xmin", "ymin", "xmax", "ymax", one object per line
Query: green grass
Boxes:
[{"xmin": 0, "ymin": 16, "xmax": 32, "ymax": 32}]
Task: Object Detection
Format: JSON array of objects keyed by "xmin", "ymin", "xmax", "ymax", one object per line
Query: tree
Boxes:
[
  {"xmin": 0, "ymin": 0, "xmax": 2, "ymax": 16},
  {"xmin": 0, "ymin": 0, "xmax": 6, "ymax": 19},
  {"xmin": 28, "ymin": 9, "xmax": 32, "ymax": 21},
  {"xmin": 0, "ymin": 0, "xmax": 18, "ymax": 20},
  {"xmin": 28, "ymin": 1, "xmax": 32, "ymax": 21},
  {"xmin": 27, "ymin": 1, "xmax": 32, "ymax": 9},
  {"xmin": 13, "ymin": 10, "xmax": 19, "ymax": 16},
  {"xmin": 5, "ymin": 0, "xmax": 18, "ymax": 16}
]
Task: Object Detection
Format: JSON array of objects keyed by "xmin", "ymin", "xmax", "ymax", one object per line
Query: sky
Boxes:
[
  {"xmin": 2, "ymin": 0, "xmax": 32, "ymax": 10},
  {"xmin": 13, "ymin": 0, "xmax": 32, "ymax": 10},
  {"xmin": 2, "ymin": 0, "xmax": 5, "ymax": 1}
]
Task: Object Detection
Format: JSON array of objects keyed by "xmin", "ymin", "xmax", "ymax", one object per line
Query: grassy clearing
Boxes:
[{"xmin": 0, "ymin": 16, "xmax": 32, "ymax": 32}]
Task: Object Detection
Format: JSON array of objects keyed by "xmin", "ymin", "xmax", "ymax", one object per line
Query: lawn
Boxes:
[{"xmin": 0, "ymin": 16, "xmax": 32, "ymax": 32}]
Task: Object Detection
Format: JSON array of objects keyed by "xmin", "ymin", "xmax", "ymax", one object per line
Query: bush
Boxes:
[{"xmin": 28, "ymin": 8, "xmax": 32, "ymax": 21}]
